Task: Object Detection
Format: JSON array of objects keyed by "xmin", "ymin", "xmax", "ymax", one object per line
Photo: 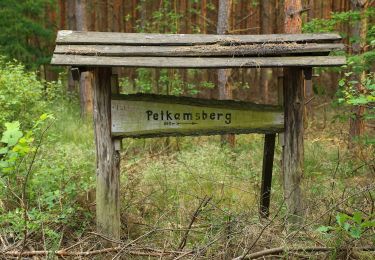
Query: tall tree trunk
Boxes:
[
  {"xmin": 59, "ymin": 0, "xmax": 66, "ymax": 29},
  {"xmin": 260, "ymin": 0, "xmax": 274, "ymax": 104},
  {"xmin": 217, "ymin": 0, "xmax": 235, "ymax": 146},
  {"xmin": 76, "ymin": 0, "xmax": 93, "ymax": 117},
  {"xmin": 349, "ymin": 0, "xmax": 368, "ymax": 148},
  {"xmin": 67, "ymin": 0, "xmax": 76, "ymax": 92},
  {"xmin": 283, "ymin": 0, "xmax": 304, "ymax": 225}
]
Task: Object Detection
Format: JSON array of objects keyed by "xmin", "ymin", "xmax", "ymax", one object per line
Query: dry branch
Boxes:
[
  {"xmin": 178, "ymin": 196, "xmax": 212, "ymax": 250},
  {"xmin": 237, "ymin": 246, "xmax": 375, "ymax": 259},
  {"xmin": 2, "ymin": 247, "xmax": 194, "ymax": 258}
]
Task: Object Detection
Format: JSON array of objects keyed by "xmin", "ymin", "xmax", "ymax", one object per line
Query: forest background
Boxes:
[{"xmin": 0, "ymin": 0, "xmax": 374, "ymax": 259}]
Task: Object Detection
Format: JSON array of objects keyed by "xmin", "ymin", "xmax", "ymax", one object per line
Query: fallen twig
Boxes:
[
  {"xmin": 237, "ymin": 246, "xmax": 375, "ymax": 259},
  {"xmin": 2, "ymin": 247, "xmax": 194, "ymax": 258},
  {"xmin": 178, "ymin": 195, "xmax": 212, "ymax": 250}
]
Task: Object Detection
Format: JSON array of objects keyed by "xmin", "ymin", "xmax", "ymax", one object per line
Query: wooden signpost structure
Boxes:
[{"xmin": 51, "ymin": 30, "xmax": 345, "ymax": 239}]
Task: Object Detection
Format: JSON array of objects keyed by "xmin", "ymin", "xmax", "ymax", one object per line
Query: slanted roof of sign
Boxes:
[{"xmin": 51, "ymin": 30, "xmax": 346, "ymax": 68}]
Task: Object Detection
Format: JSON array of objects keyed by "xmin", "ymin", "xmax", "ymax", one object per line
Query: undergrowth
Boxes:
[{"xmin": 0, "ymin": 60, "xmax": 373, "ymax": 258}]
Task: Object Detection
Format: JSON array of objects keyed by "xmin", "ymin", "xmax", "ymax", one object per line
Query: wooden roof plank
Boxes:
[
  {"xmin": 56, "ymin": 31, "xmax": 342, "ymax": 45},
  {"xmin": 54, "ymin": 43, "xmax": 345, "ymax": 57},
  {"xmin": 51, "ymin": 54, "xmax": 346, "ymax": 68}
]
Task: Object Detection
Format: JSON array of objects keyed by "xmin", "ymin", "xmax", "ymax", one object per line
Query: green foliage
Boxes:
[
  {"xmin": 317, "ymin": 211, "xmax": 375, "ymax": 240},
  {"xmin": 304, "ymin": 7, "xmax": 375, "ymax": 145},
  {"xmin": 303, "ymin": 7, "xmax": 375, "ymax": 72},
  {"xmin": 0, "ymin": 58, "xmax": 63, "ymax": 132},
  {"xmin": 0, "ymin": 57, "xmax": 94, "ymax": 248},
  {"xmin": 135, "ymin": 0, "xmax": 182, "ymax": 33},
  {"xmin": 119, "ymin": 68, "xmax": 215, "ymax": 96},
  {"xmin": 335, "ymin": 70, "xmax": 375, "ymax": 144},
  {"xmin": 0, "ymin": 121, "xmax": 34, "ymax": 174},
  {"xmin": 0, "ymin": 107, "xmax": 95, "ymax": 249},
  {"xmin": 0, "ymin": 0, "xmax": 56, "ymax": 69},
  {"xmin": 337, "ymin": 72, "xmax": 375, "ymax": 107}
]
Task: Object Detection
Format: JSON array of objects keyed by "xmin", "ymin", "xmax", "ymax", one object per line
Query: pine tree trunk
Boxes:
[
  {"xmin": 349, "ymin": 0, "xmax": 368, "ymax": 148},
  {"xmin": 76, "ymin": 0, "xmax": 93, "ymax": 117},
  {"xmin": 67, "ymin": 0, "xmax": 76, "ymax": 92},
  {"xmin": 260, "ymin": 0, "xmax": 274, "ymax": 104},
  {"xmin": 217, "ymin": 0, "xmax": 235, "ymax": 146},
  {"xmin": 59, "ymin": 0, "xmax": 66, "ymax": 29}
]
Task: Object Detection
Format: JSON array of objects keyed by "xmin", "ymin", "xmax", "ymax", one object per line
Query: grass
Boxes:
[
  {"xmin": 114, "ymin": 102, "xmax": 374, "ymax": 256},
  {"xmin": 1, "ymin": 96, "xmax": 373, "ymax": 258}
]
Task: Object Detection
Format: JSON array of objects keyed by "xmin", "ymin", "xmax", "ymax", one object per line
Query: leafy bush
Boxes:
[
  {"xmin": 0, "ymin": 57, "xmax": 63, "ymax": 132},
  {"xmin": 0, "ymin": 111, "xmax": 95, "ymax": 249}
]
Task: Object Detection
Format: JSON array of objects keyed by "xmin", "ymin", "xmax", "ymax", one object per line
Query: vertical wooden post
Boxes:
[
  {"xmin": 92, "ymin": 67, "xmax": 121, "ymax": 240},
  {"xmin": 260, "ymin": 133, "xmax": 276, "ymax": 218},
  {"xmin": 304, "ymin": 68, "xmax": 313, "ymax": 126},
  {"xmin": 283, "ymin": 67, "xmax": 304, "ymax": 224}
]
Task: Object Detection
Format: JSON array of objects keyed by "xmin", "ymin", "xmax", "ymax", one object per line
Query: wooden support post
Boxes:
[
  {"xmin": 92, "ymin": 67, "xmax": 121, "ymax": 240},
  {"xmin": 303, "ymin": 68, "xmax": 313, "ymax": 125},
  {"xmin": 260, "ymin": 133, "xmax": 276, "ymax": 218},
  {"xmin": 283, "ymin": 67, "xmax": 304, "ymax": 224}
]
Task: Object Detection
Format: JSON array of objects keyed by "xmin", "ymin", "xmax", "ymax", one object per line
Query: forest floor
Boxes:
[{"xmin": 1, "ymin": 97, "xmax": 374, "ymax": 259}]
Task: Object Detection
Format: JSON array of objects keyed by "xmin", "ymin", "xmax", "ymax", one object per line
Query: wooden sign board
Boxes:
[{"xmin": 111, "ymin": 94, "xmax": 284, "ymax": 138}]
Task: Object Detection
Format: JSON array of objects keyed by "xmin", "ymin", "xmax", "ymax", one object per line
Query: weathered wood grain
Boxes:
[
  {"xmin": 56, "ymin": 30, "xmax": 342, "ymax": 45},
  {"xmin": 54, "ymin": 43, "xmax": 344, "ymax": 57},
  {"xmin": 92, "ymin": 67, "xmax": 120, "ymax": 240},
  {"xmin": 283, "ymin": 67, "xmax": 304, "ymax": 224},
  {"xmin": 111, "ymin": 94, "xmax": 284, "ymax": 138},
  {"xmin": 51, "ymin": 55, "xmax": 346, "ymax": 68}
]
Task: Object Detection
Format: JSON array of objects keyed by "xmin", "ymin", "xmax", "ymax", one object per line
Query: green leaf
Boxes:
[
  {"xmin": 361, "ymin": 220, "xmax": 375, "ymax": 228},
  {"xmin": 1, "ymin": 121, "xmax": 23, "ymax": 146},
  {"xmin": 339, "ymin": 79, "xmax": 346, "ymax": 87},
  {"xmin": 349, "ymin": 226, "xmax": 362, "ymax": 239},
  {"xmin": 316, "ymin": 226, "xmax": 333, "ymax": 233},
  {"xmin": 349, "ymin": 95, "xmax": 369, "ymax": 105},
  {"xmin": 353, "ymin": 212, "xmax": 362, "ymax": 224},
  {"xmin": 343, "ymin": 222, "xmax": 351, "ymax": 231},
  {"xmin": 336, "ymin": 213, "xmax": 349, "ymax": 226}
]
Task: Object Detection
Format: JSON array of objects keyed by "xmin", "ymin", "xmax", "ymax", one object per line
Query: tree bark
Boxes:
[
  {"xmin": 283, "ymin": 0, "xmax": 304, "ymax": 225},
  {"xmin": 283, "ymin": 68, "xmax": 304, "ymax": 224},
  {"xmin": 59, "ymin": 0, "xmax": 66, "ymax": 29},
  {"xmin": 260, "ymin": 0, "xmax": 275, "ymax": 104},
  {"xmin": 67, "ymin": 0, "xmax": 76, "ymax": 92},
  {"xmin": 92, "ymin": 67, "xmax": 121, "ymax": 241},
  {"xmin": 217, "ymin": 0, "xmax": 234, "ymax": 146},
  {"xmin": 349, "ymin": 0, "xmax": 368, "ymax": 148},
  {"xmin": 284, "ymin": 0, "xmax": 302, "ymax": 33},
  {"xmin": 76, "ymin": 0, "xmax": 93, "ymax": 117}
]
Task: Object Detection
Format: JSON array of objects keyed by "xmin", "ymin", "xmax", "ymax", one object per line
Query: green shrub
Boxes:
[
  {"xmin": 0, "ymin": 57, "xmax": 63, "ymax": 132},
  {"xmin": 0, "ymin": 111, "xmax": 95, "ymax": 249},
  {"xmin": 0, "ymin": 58, "xmax": 46, "ymax": 131}
]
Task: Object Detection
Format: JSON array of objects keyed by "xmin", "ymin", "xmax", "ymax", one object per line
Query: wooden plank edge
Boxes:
[
  {"xmin": 51, "ymin": 55, "xmax": 346, "ymax": 68},
  {"xmin": 56, "ymin": 31, "xmax": 342, "ymax": 45},
  {"xmin": 111, "ymin": 93, "xmax": 283, "ymax": 112},
  {"xmin": 111, "ymin": 127, "xmax": 284, "ymax": 139},
  {"xmin": 54, "ymin": 43, "xmax": 345, "ymax": 57}
]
